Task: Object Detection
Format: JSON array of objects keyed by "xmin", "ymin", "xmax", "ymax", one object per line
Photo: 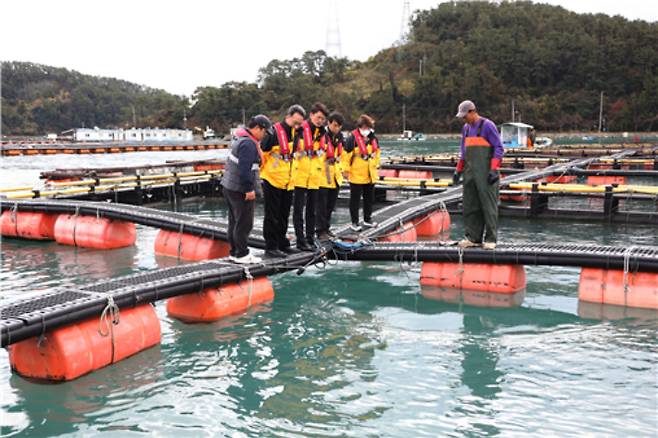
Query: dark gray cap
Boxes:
[
  {"xmin": 250, "ymin": 114, "xmax": 273, "ymax": 135},
  {"xmin": 456, "ymin": 100, "xmax": 476, "ymax": 118}
]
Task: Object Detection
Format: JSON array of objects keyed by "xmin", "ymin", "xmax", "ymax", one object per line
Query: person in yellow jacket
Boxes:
[
  {"xmin": 260, "ymin": 104, "xmax": 306, "ymax": 258},
  {"xmin": 344, "ymin": 114, "xmax": 380, "ymax": 232},
  {"xmin": 316, "ymin": 111, "xmax": 345, "ymax": 241},
  {"xmin": 291, "ymin": 102, "xmax": 328, "ymax": 251}
]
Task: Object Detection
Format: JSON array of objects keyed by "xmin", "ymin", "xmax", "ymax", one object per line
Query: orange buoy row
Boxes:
[
  {"xmin": 397, "ymin": 170, "xmax": 434, "ymax": 179},
  {"xmin": 578, "ymin": 268, "xmax": 658, "ymax": 309},
  {"xmin": 1, "ymin": 211, "xmax": 136, "ymax": 249},
  {"xmin": 420, "ymin": 262, "xmax": 526, "ymax": 307},
  {"xmin": 154, "ymin": 229, "xmax": 230, "ymax": 261},
  {"xmin": 167, "ymin": 277, "xmax": 274, "ymax": 322},
  {"xmin": 500, "ymin": 174, "xmax": 529, "ymax": 203},
  {"xmin": 378, "ymin": 169, "xmax": 398, "ymax": 178},
  {"xmin": 0, "ymin": 211, "xmax": 58, "ymax": 240},
  {"xmin": 413, "ymin": 210, "xmax": 451, "ymax": 237},
  {"xmin": 378, "ymin": 222, "xmax": 417, "ymax": 242},
  {"xmin": 8, "ymin": 304, "xmax": 160, "ymax": 381},
  {"xmin": 586, "ymin": 175, "xmax": 628, "ymax": 186},
  {"xmin": 54, "ymin": 214, "xmax": 136, "ymax": 249},
  {"xmin": 543, "ymin": 175, "xmax": 577, "ymax": 184},
  {"xmin": 193, "ymin": 163, "xmax": 224, "ymax": 172}
]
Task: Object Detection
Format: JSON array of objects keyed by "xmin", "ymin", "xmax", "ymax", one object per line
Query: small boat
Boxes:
[
  {"xmin": 500, "ymin": 122, "xmax": 551, "ymax": 148},
  {"xmin": 398, "ymin": 130, "xmax": 426, "ymax": 141}
]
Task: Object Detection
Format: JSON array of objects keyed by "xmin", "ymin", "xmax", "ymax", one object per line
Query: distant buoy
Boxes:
[
  {"xmin": 378, "ymin": 169, "xmax": 398, "ymax": 178},
  {"xmin": 586, "ymin": 175, "xmax": 627, "ymax": 186},
  {"xmin": 398, "ymin": 170, "xmax": 433, "ymax": 180}
]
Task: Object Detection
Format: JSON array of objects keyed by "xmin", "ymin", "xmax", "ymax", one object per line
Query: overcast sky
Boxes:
[{"xmin": 1, "ymin": 0, "xmax": 656, "ymax": 96}]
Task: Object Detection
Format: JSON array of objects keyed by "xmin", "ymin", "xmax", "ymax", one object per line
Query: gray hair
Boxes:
[{"xmin": 287, "ymin": 104, "xmax": 306, "ymax": 118}]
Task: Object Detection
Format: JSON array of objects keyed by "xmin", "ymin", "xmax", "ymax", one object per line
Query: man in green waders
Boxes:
[{"xmin": 452, "ymin": 100, "xmax": 503, "ymax": 250}]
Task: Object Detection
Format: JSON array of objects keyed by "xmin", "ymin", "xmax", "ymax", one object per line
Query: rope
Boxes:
[
  {"xmin": 72, "ymin": 205, "xmax": 80, "ymax": 247},
  {"xmin": 11, "ymin": 203, "xmax": 18, "ymax": 236},
  {"xmin": 98, "ymin": 296, "xmax": 120, "ymax": 363},
  {"xmin": 177, "ymin": 223, "xmax": 184, "ymax": 259},
  {"xmin": 243, "ymin": 267, "xmax": 254, "ymax": 307},
  {"xmin": 37, "ymin": 314, "xmax": 47, "ymax": 349},
  {"xmin": 456, "ymin": 246, "xmax": 465, "ymax": 292},
  {"xmin": 622, "ymin": 246, "xmax": 637, "ymax": 306}
]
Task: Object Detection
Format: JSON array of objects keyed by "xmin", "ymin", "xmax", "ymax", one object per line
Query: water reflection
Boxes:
[{"xmin": 7, "ymin": 345, "xmax": 162, "ymax": 437}]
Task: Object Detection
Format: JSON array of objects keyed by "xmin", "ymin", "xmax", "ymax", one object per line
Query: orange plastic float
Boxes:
[
  {"xmin": 167, "ymin": 277, "xmax": 274, "ymax": 322},
  {"xmin": 194, "ymin": 164, "xmax": 224, "ymax": 172},
  {"xmin": 578, "ymin": 268, "xmax": 658, "ymax": 309},
  {"xmin": 544, "ymin": 175, "xmax": 577, "ymax": 184},
  {"xmin": 413, "ymin": 210, "xmax": 450, "ymax": 237},
  {"xmin": 54, "ymin": 214, "xmax": 136, "ymax": 249},
  {"xmin": 499, "ymin": 174, "xmax": 528, "ymax": 202},
  {"xmin": 378, "ymin": 169, "xmax": 398, "ymax": 178},
  {"xmin": 397, "ymin": 170, "xmax": 433, "ymax": 179},
  {"xmin": 154, "ymin": 229, "xmax": 230, "ymax": 260},
  {"xmin": 1, "ymin": 211, "xmax": 59, "ymax": 240},
  {"xmin": 420, "ymin": 262, "xmax": 526, "ymax": 307},
  {"xmin": 378, "ymin": 222, "xmax": 417, "ymax": 242},
  {"xmin": 9, "ymin": 304, "xmax": 160, "ymax": 381},
  {"xmin": 586, "ymin": 175, "xmax": 627, "ymax": 185}
]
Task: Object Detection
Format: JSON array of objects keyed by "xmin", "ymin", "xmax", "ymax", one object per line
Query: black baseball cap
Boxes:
[{"xmin": 250, "ymin": 114, "xmax": 273, "ymax": 135}]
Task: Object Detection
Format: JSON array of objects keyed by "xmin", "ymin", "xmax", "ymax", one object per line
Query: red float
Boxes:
[
  {"xmin": 167, "ymin": 277, "xmax": 274, "ymax": 322},
  {"xmin": 578, "ymin": 268, "xmax": 658, "ymax": 309},
  {"xmin": 398, "ymin": 170, "xmax": 433, "ymax": 179},
  {"xmin": 378, "ymin": 222, "xmax": 417, "ymax": 242},
  {"xmin": 586, "ymin": 175, "xmax": 627, "ymax": 186},
  {"xmin": 378, "ymin": 169, "xmax": 398, "ymax": 178},
  {"xmin": 420, "ymin": 262, "xmax": 526, "ymax": 307},
  {"xmin": 0, "ymin": 211, "xmax": 58, "ymax": 240},
  {"xmin": 413, "ymin": 210, "xmax": 451, "ymax": 237},
  {"xmin": 544, "ymin": 175, "xmax": 577, "ymax": 184},
  {"xmin": 9, "ymin": 304, "xmax": 160, "ymax": 381},
  {"xmin": 54, "ymin": 215, "xmax": 136, "ymax": 249},
  {"xmin": 154, "ymin": 229, "xmax": 230, "ymax": 260}
]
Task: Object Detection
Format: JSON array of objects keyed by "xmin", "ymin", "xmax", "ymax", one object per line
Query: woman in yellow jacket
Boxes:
[
  {"xmin": 316, "ymin": 111, "xmax": 345, "ymax": 241},
  {"xmin": 290, "ymin": 102, "xmax": 328, "ymax": 251},
  {"xmin": 344, "ymin": 114, "xmax": 380, "ymax": 231}
]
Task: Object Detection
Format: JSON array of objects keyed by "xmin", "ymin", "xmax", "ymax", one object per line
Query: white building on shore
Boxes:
[{"xmin": 73, "ymin": 127, "xmax": 193, "ymax": 142}]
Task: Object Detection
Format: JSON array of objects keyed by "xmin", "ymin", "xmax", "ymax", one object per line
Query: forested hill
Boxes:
[
  {"xmin": 2, "ymin": 1, "xmax": 657, "ymax": 136},
  {"xmin": 1, "ymin": 62, "xmax": 189, "ymax": 135}
]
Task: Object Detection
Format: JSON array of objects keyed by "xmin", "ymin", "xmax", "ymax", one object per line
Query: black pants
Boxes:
[
  {"xmin": 262, "ymin": 180, "xmax": 293, "ymax": 250},
  {"xmin": 224, "ymin": 188, "xmax": 254, "ymax": 258},
  {"xmin": 349, "ymin": 183, "xmax": 374, "ymax": 224},
  {"xmin": 317, "ymin": 187, "xmax": 339, "ymax": 234},
  {"xmin": 293, "ymin": 187, "xmax": 318, "ymax": 242}
]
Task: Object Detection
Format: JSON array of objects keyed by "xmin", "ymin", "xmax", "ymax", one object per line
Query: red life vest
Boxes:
[
  {"xmin": 301, "ymin": 120, "xmax": 320, "ymax": 155},
  {"xmin": 234, "ymin": 127, "xmax": 263, "ymax": 162},
  {"xmin": 322, "ymin": 133, "xmax": 343, "ymax": 159},
  {"xmin": 353, "ymin": 129, "xmax": 378, "ymax": 158},
  {"xmin": 273, "ymin": 122, "xmax": 291, "ymax": 157}
]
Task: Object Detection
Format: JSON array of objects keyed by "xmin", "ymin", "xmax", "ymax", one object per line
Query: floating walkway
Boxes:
[
  {"xmin": 0, "ymin": 140, "xmax": 228, "ymax": 156},
  {"xmin": 2, "ymin": 147, "xmax": 657, "ymax": 381},
  {"xmin": 0, "ymin": 198, "xmax": 267, "ymax": 249}
]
